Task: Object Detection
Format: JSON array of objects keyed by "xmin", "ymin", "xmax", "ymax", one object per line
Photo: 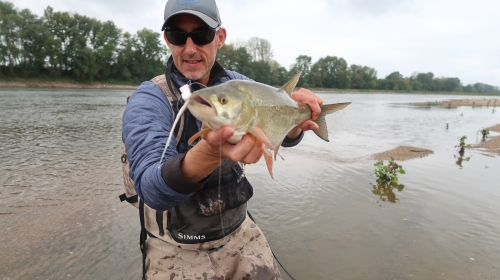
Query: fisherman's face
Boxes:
[{"xmin": 164, "ymin": 14, "xmax": 226, "ymax": 86}]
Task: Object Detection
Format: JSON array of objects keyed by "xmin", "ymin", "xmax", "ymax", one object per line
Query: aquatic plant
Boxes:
[
  {"xmin": 456, "ymin": 135, "xmax": 466, "ymax": 151},
  {"xmin": 372, "ymin": 159, "xmax": 406, "ymax": 203},
  {"xmin": 478, "ymin": 128, "xmax": 490, "ymax": 140},
  {"xmin": 454, "ymin": 135, "xmax": 471, "ymax": 168},
  {"xmin": 373, "ymin": 159, "xmax": 406, "ymax": 185}
]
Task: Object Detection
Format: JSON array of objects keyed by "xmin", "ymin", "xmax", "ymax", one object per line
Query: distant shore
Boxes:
[
  {"xmin": 411, "ymin": 98, "xmax": 500, "ymax": 108},
  {"xmin": 1, "ymin": 78, "xmax": 499, "ymax": 95},
  {"xmin": 0, "ymin": 79, "xmax": 137, "ymax": 90}
]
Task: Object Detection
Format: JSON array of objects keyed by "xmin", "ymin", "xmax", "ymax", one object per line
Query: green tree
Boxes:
[
  {"xmin": 290, "ymin": 55, "xmax": 312, "ymax": 87},
  {"xmin": 18, "ymin": 8, "xmax": 48, "ymax": 76},
  {"xmin": 379, "ymin": 71, "xmax": 410, "ymax": 91},
  {"xmin": 309, "ymin": 56, "xmax": 351, "ymax": 89},
  {"xmin": 0, "ymin": 1, "xmax": 23, "ymax": 75},
  {"xmin": 248, "ymin": 60, "xmax": 271, "ymax": 84},
  {"xmin": 268, "ymin": 60, "xmax": 288, "ymax": 86},
  {"xmin": 90, "ymin": 20, "xmax": 121, "ymax": 80},
  {"xmin": 350, "ymin": 64, "xmax": 377, "ymax": 89},
  {"xmin": 216, "ymin": 43, "xmax": 254, "ymax": 78},
  {"xmin": 130, "ymin": 28, "xmax": 167, "ymax": 81}
]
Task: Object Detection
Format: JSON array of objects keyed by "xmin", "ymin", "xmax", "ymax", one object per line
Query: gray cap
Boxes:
[{"xmin": 161, "ymin": 0, "xmax": 221, "ymax": 31}]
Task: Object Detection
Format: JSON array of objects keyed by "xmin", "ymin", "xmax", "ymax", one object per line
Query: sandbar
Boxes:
[
  {"xmin": 412, "ymin": 98, "xmax": 500, "ymax": 108},
  {"xmin": 372, "ymin": 146, "xmax": 434, "ymax": 161}
]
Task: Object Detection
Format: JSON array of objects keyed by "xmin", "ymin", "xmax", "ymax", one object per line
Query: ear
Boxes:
[{"xmin": 216, "ymin": 27, "xmax": 226, "ymax": 49}]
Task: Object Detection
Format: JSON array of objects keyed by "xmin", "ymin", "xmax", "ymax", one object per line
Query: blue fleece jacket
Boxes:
[{"xmin": 122, "ymin": 60, "xmax": 303, "ymax": 211}]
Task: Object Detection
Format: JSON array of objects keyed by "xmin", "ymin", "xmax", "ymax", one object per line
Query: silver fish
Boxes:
[{"xmin": 186, "ymin": 72, "xmax": 350, "ymax": 178}]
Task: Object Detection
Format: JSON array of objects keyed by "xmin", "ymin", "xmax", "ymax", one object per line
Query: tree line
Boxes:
[
  {"xmin": 0, "ymin": 1, "xmax": 167, "ymax": 83},
  {"xmin": 1, "ymin": 1, "xmax": 498, "ymax": 94}
]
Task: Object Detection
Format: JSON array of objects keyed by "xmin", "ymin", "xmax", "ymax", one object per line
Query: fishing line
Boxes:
[
  {"xmin": 158, "ymin": 84, "xmax": 192, "ymax": 166},
  {"xmin": 218, "ymin": 138, "xmax": 226, "ymax": 239}
]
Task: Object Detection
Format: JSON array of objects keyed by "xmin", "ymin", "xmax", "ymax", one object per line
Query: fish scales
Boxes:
[{"xmin": 182, "ymin": 72, "xmax": 350, "ymax": 178}]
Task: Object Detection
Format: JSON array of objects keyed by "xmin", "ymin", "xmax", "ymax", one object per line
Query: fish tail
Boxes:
[{"xmin": 312, "ymin": 102, "xmax": 351, "ymax": 142}]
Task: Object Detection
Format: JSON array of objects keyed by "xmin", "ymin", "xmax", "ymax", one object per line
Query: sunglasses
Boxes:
[{"xmin": 165, "ymin": 28, "xmax": 219, "ymax": 46}]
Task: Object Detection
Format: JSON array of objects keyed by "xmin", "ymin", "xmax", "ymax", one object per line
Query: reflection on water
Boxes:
[
  {"xmin": 455, "ymin": 147, "xmax": 471, "ymax": 168},
  {"xmin": 1, "ymin": 89, "xmax": 500, "ymax": 279},
  {"xmin": 371, "ymin": 181, "xmax": 405, "ymax": 203}
]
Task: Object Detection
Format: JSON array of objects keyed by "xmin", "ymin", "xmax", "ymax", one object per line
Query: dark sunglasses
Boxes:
[{"xmin": 165, "ymin": 28, "xmax": 219, "ymax": 46}]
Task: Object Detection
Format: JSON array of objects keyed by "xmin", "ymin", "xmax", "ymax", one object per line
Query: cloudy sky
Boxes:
[{"xmin": 14, "ymin": 0, "xmax": 500, "ymax": 86}]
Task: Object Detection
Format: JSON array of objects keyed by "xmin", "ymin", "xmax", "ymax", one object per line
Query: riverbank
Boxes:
[
  {"xmin": 1, "ymin": 78, "xmax": 499, "ymax": 95},
  {"xmin": 473, "ymin": 124, "xmax": 500, "ymax": 156},
  {"xmin": 0, "ymin": 78, "xmax": 137, "ymax": 89},
  {"xmin": 411, "ymin": 98, "xmax": 500, "ymax": 108}
]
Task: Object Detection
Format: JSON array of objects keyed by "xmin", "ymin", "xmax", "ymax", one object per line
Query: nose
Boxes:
[{"xmin": 184, "ymin": 37, "xmax": 197, "ymax": 54}]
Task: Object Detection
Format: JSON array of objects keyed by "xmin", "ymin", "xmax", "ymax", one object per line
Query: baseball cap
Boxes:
[{"xmin": 161, "ymin": 0, "xmax": 222, "ymax": 31}]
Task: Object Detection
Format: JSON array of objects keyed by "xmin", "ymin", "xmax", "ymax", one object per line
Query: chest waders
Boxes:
[{"xmin": 119, "ymin": 69, "xmax": 253, "ymax": 279}]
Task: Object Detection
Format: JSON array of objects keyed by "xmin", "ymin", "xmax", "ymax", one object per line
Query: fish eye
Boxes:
[{"xmin": 220, "ymin": 97, "xmax": 228, "ymax": 104}]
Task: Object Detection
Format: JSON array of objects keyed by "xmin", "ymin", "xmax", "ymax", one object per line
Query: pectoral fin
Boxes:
[{"xmin": 188, "ymin": 127, "xmax": 211, "ymax": 145}]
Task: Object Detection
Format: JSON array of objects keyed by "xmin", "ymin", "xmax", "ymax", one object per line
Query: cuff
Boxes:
[
  {"xmin": 281, "ymin": 130, "xmax": 304, "ymax": 147},
  {"xmin": 161, "ymin": 153, "xmax": 207, "ymax": 194}
]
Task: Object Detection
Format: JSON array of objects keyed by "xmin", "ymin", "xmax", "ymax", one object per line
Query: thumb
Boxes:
[{"xmin": 220, "ymin": 126, "xmax": 234, "ymax": 140}]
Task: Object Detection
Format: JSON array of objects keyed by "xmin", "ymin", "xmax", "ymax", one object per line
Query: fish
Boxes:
[{"xmin": 185, "ymin": 72, "xmax": 351, "ymax": 179}]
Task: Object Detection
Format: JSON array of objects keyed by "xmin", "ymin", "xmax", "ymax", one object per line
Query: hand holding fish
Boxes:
[
  {"xmin": 202, "ymin": 126, "xmax": 265, "ymax": 164},
  {"xmin": 287, "ymin": 88, "xmax": 324, "ymax": 137},
  {"xmin": 180, "ymin": 126, "xmax": 264, "ymax": 183}
]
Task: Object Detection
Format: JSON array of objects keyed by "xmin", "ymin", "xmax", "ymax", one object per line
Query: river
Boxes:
[{"xmin": 0, "ymin": 88, "xmax": 499, "ymax": 279}]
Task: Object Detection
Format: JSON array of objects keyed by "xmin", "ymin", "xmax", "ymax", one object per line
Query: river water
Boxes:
[{"xmin": 0, "ymin": 88, "xmax": 499, "ymax": 279}]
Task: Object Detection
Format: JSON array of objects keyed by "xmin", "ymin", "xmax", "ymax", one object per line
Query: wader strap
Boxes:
[
  {"xmin": 119, "ymin": 193, "xmax": 138, "ymax": 204},
  {"xmin": 247, "ymin": 211, "xmax": 296, "ymax": 280},
  {"xmin": 156, "ymin": 211, "xmax": 165, "ymax": 237},
  {"xmin": 139, "ymin": 200, "xmax": 147, "ymax": 280}
]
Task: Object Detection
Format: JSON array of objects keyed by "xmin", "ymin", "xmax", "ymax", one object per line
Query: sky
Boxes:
[{"xmin": 13, "ymin": 0, "xmax": 500, "ymax": 86}]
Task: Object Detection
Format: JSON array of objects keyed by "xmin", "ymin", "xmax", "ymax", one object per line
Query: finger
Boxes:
[
  {"xmin": 204, "ymin": 126, "xmax": 234, "ymax": 146},
  {"xmin": 308, "ymin": 100, "xmax": 322, "ymax": 120},
  {"xmin": 241, "ymin": 137, "xmax": 264, "ymax": 164},
  {"xmin": 297, "ymin": 120, "xmax": 319, "ymax": 131},
  {"xmin": 292, "ymin": 89, "xmax": 323, "ymax": 120},
  {"xmin": 221, "ymin": 133, "xmax": 252, "ymax": 162}
]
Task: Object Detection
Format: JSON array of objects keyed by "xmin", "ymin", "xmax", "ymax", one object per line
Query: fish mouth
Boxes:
[
  {"xmin": 191, "ymin": 94, "xmax": 212, "ymax": 108},
  {"xmin": 187, "ymin": 94, "xmax": 217, "ymax": 120}
]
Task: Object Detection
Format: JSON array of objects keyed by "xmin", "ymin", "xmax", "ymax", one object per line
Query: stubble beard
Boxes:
[{"xmin": 181, "ymin": 54, "xmax": 217, "ymax": 83}]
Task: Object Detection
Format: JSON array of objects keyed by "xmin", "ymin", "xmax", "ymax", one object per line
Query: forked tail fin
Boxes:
[{"xmin": 312, "ymin": 102, "xmax": 351, "ymax": 142}]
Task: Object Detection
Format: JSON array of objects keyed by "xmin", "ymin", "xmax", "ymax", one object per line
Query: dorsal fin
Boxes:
[{"xmin": 280, "ymin": 72, "xmax": 302, "ymax": 96}]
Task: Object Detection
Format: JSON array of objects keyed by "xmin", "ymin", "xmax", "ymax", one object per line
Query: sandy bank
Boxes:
[
  {"xmin": 486, "ymin": 124, "xmax": 500, "ymax": 133},
  {"xmin": 0, "ymin": 80, "xmax": 137, "ymax": 90},
  {"xmin": 372, "ymin": 146, "xmax": 434, "ymax": 161},
  {"xmin": 472, "ymin": 124, "xmax": 500, "ymax": 155},
  {"xmin": 412, "ymin": 98, "xmax": 500, "ymax": 108}
]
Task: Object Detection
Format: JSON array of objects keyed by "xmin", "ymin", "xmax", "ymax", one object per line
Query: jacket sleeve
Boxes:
[{"xmin": 122, "ymin": 81, "xmax": 204, "ymax": 211}]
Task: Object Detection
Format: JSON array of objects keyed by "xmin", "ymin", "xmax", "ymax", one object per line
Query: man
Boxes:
[{"xmin": 122, "ymin": 0, "xmax": 323, "ymax": 279}]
